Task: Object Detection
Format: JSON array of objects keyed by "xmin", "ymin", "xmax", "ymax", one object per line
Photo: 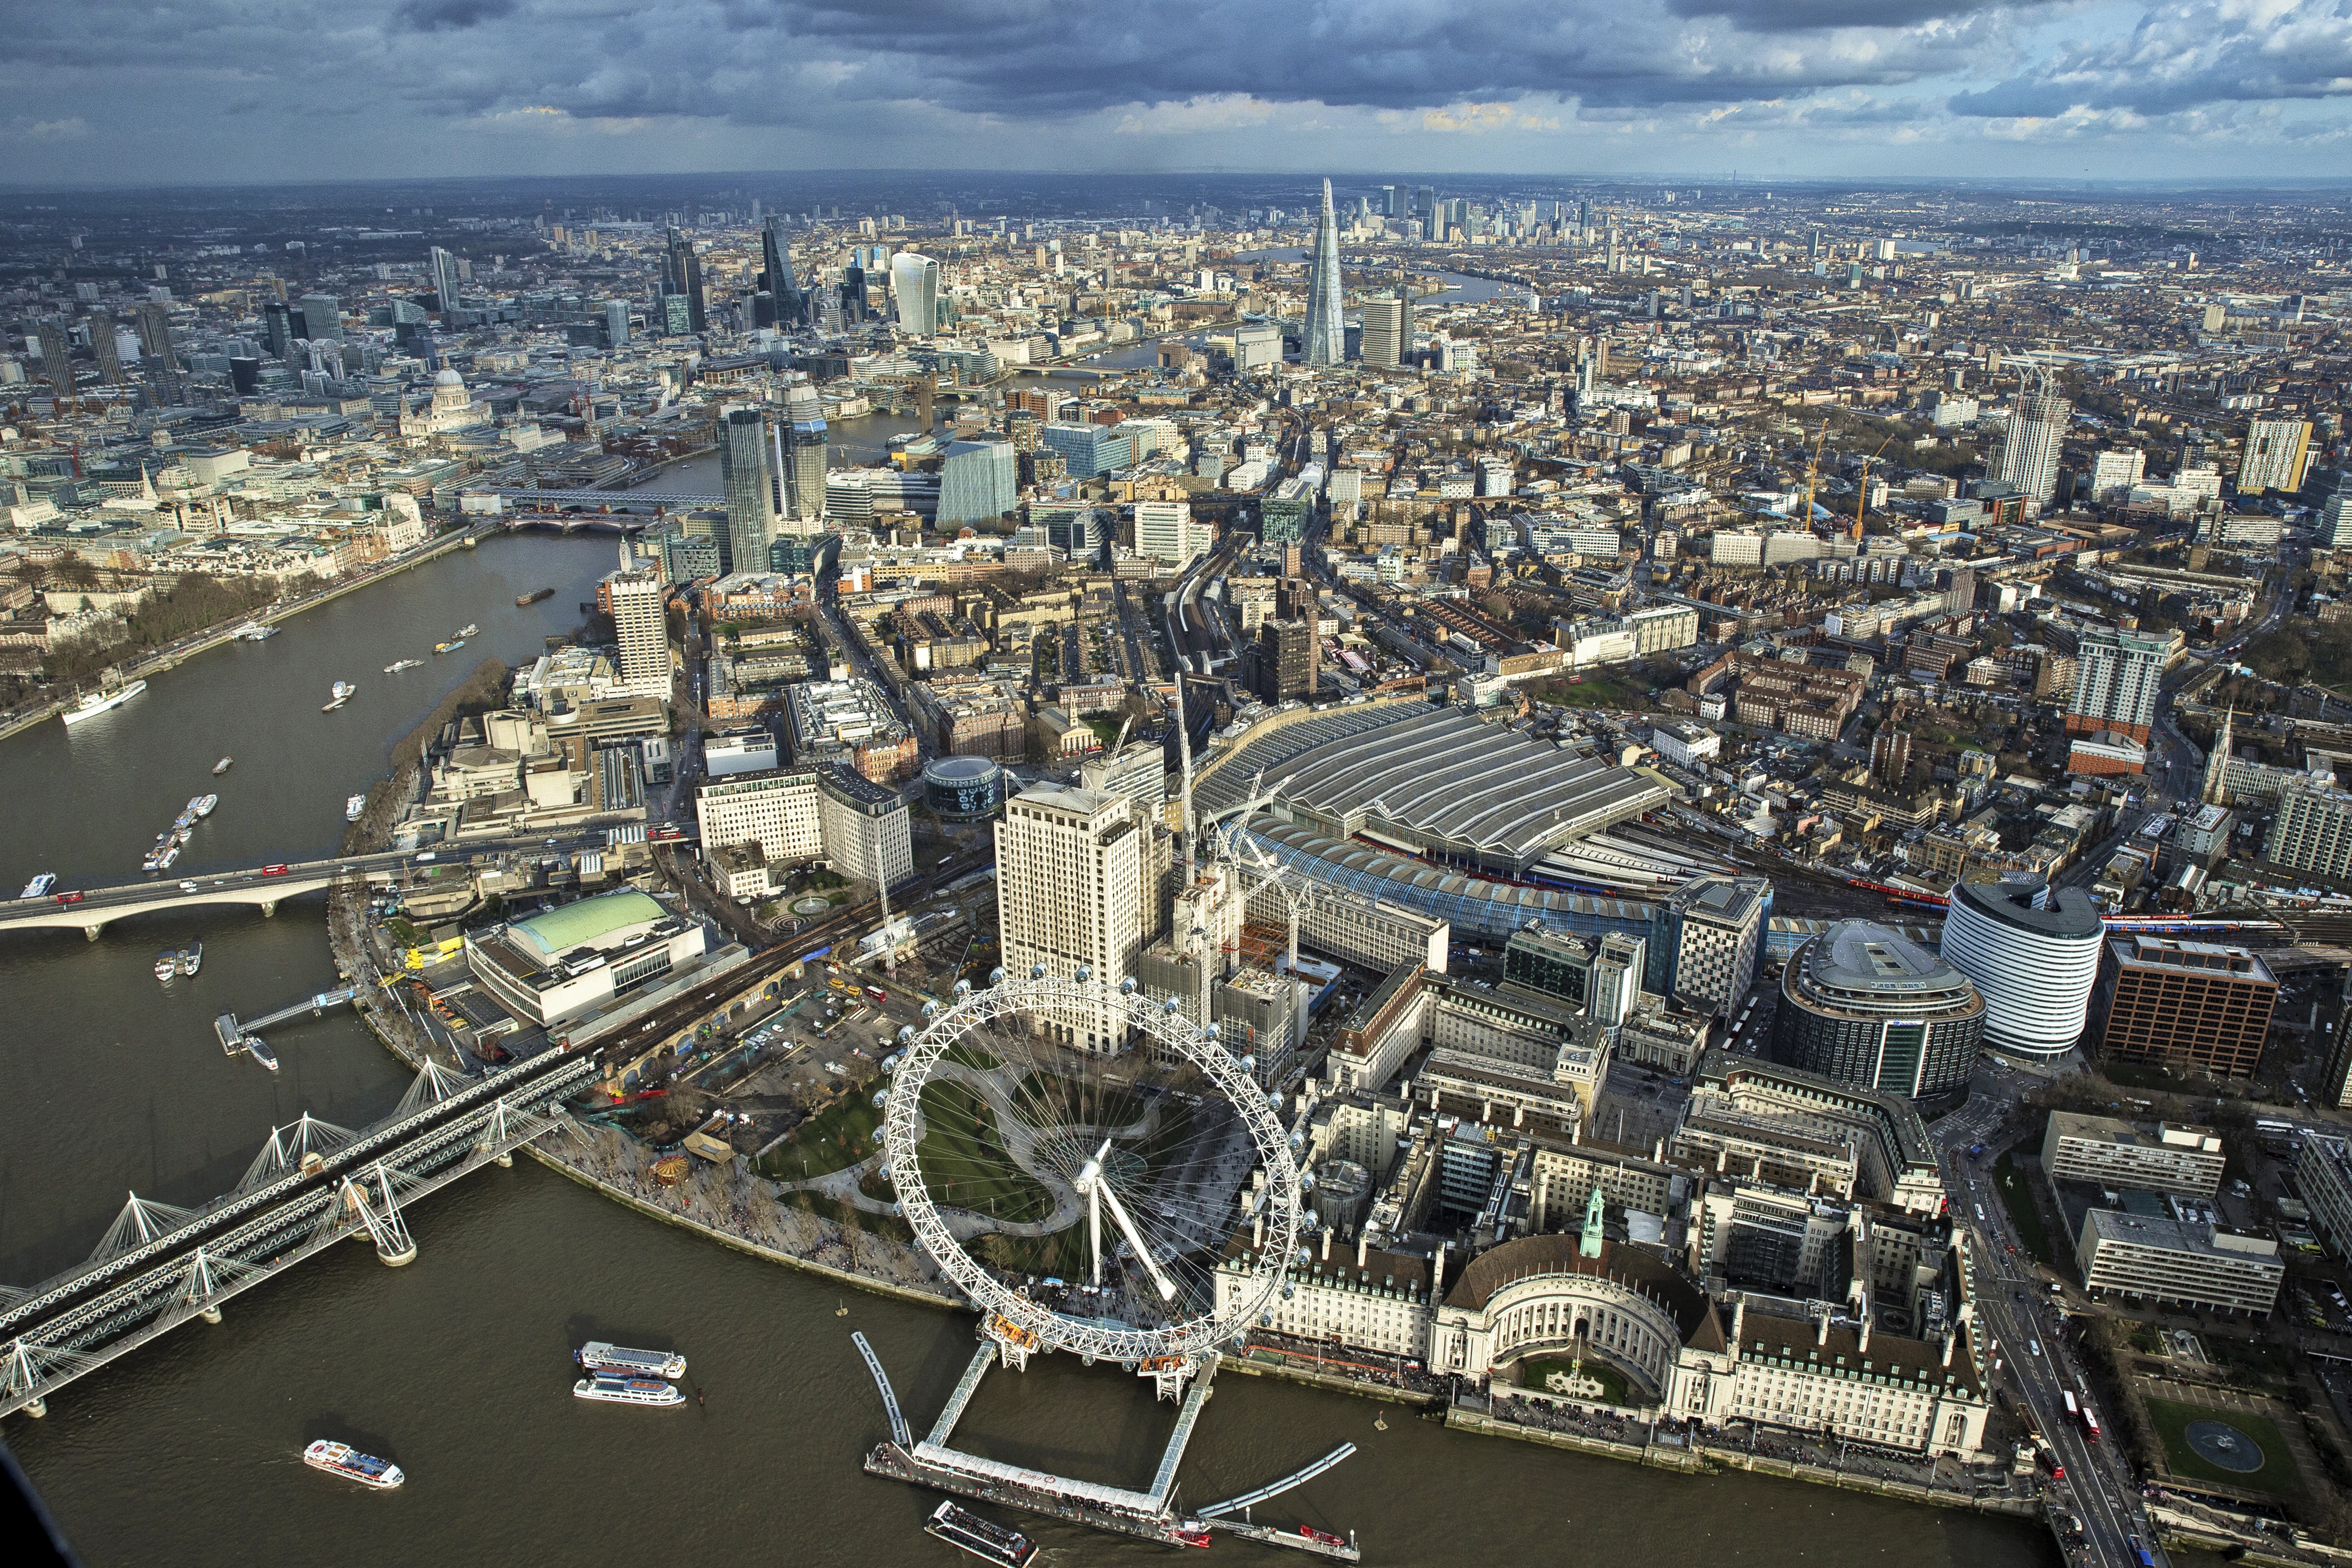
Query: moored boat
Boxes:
[
  {"xmin": 60, "ymin": 679, "xmax": 149, "ymax": 727},
  {"xmin": 572, "ymin": 1375, "xmax": 683, "ymax": 1407},
  {"xmin": 433, "ymin": 639, "xmax": 464, "ymax": 655},
  {"xmin": 214, "ymin": 756, "xmax": 234, "ymax": 775},
  {"xmin": 923, "ymin": 1501, "xmax": 1039, "ymax": 1567},
  {"xmin": 191, "ymin": 795, "xmax": 218, "ymax": 817},
  {"xmin": 178, "ymin": 942, "xmax": 202, "ymax": 977},
  {"xmin": 455, "ymin": 623, "xmax": 478, "ymax": 637},
  {"xmin": 154, "ymin": 951, "xmax": 178, "ymax": 982},
  {"xmin": 20, "ymin": 873, "xmax": 55, "ymax": 899},
  {"xmin": 574, "ymin": 1341, "xmax": 687, "ymax": 1379},
  {"xmin": 302, "ymin": 1440, "xmax": 402, "ymax": 1489},
  {"xmin": 346, "ymin": 793, "xmax": 367, "ymax": 822},
  {"xmin": 516, "ymin": 588, "xmax": 555, "ymax": 607}
]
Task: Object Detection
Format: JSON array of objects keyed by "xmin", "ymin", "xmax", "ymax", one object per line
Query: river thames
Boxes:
[{"xmin": 0, "ymin": 533, "xmax": 2061, "ymax": 1568}]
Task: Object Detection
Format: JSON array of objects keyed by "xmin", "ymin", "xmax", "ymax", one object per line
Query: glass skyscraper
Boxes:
[
  {"xmin": 1303, "ymin": 178, "xmax": 1344, "ymax": 368},
  {"xmin": 937, "ymin": 440, "xmax": 1017, "ymax": 526},
  {"xmin": 890, "ymin": 252, "xmax": 940, "ymax": 338},
  {"xmin": 719, "ymin": 407, "xmax": 772, "ymax": 576}
]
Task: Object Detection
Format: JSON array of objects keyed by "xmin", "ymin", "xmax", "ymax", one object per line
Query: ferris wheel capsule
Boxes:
[
  {"xmin": 1202, "ymin": 1022, "xmax": 1220, "ymax": 1043},
  {"xmin": 872, "ymin": 1089, "xmax": 889, "ymax": 1107},
  {"xmin": 1120, "ymin": 975, "xmax": 1136, "ymax": 994},
  {"xmin": 897, "ymin": 1025, "xmax": 917, "ymax": 1044},
  {"xmin": 1303, "ymin": 1208, "xmax": 1319, "ymax": 1231},
  {"xmin": 922, "ymin": 999, "xmax": 940, "ymax": 1019},
  {"xmin": 1164, "ymin": 997, "xmax": 1182, "ymax": 1013},
  {"xmin": 1073, "ymin": 964, "xmax": 1092, "ymax": 983},
  {"xmin": 1295, "ymin": 1247, "xmax": 1312, "ymax": 1268},
  {"xmin": 990, "ymin": 966, "xmax": 1007, "ymax": 986},
  {"xmin": 954, "ymin": 978, "xmax": 972, "ymax": 996},
  {"xmin": 1239, "ymin": 1053, "xmax": 1256, "ymax": 1075},
  {"xmin": 1267, "ymin": 1090, "xmax": 1285, "ymax": 1113},
  {"xmin": 1282, "ymin": 1282, "xmax": 1295, "ymax": 1299},
  {"xmin": 1031, "ymin": 963, "xmax": 1047, "ymax": 980},
  {"xmin": 1298, "ymin": 1170, "xmax": 1316, "ymax": 1193}
]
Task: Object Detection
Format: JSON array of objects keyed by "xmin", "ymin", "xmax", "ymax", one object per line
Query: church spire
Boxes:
[{"xmin": 2201, "ymin": 703, "xmax": 2234, "ymax": 807}]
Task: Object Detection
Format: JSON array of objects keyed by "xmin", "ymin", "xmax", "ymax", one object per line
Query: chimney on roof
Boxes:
[
  {"xmin": 1818, "ymin": 1313, "xmax": 1830, "ymax": 1347},
  {"xmin": 1858, "ymin": 1315, "xmax": 1871, "ymax": 1354},
  {"xmin": 1731, "ymin": 1297, "xmax": 1745, "ymax": 1350},
  {"xmin": 1253, "ymin": 1211, "xmax": 1263, "ymax": 1248},
  {"xmin": 1942, "ymin": 1330, "xmax": 1956, "ymax": 1368},
  {"xmin": 1358, "ymin": 1232, "xmax": 1370, "ymax": 1269},
  {"xmin": 1322, "ymin": 1226, "xmax": 1333, "ymax": 1262}
]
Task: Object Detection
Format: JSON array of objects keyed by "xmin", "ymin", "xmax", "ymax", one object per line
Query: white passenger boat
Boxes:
[
  {"xmin": 573, "ymin": 1375, "xmax": 684, "ymax": 1407},
  {"xmin": 575, "ymin": 1341, "xmax": 687, "ymax": 1379},
  {"xmin": 302, "ymin": 1440, "xmax": 402, "ymax": 1489}
]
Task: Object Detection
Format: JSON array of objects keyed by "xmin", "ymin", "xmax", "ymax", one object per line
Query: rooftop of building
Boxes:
[
  {"xmin": 2049, "ymin": 1111, "xmax": 2223, "ymax": 1154},
  {"xmin": 2080, "ymin": 1207, "xmax": 2281, "ymax": 1263},
  {"xmin": 2108, "ymin": 935, "xmax": 2277, "ymax": 984},
  {"xmin": 509, "ymin": 888, "xmax": 673, "ymax": 961},
  {"xmin": 1785, "ymin": 919, "xmax": 1982, "ymax": 1020},
  {"xmin": 1947, "ymin": 877, "xmax": 2106, "ymax": 940},
  {"xmin": 1441, "ymin": 1232, "xmax": 1716, "ymax": 1341}
]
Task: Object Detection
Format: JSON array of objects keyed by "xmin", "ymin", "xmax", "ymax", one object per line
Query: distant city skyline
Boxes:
[{"xmin": 2, "ymin": 0, "xmax": 2349, "ymax": 185}]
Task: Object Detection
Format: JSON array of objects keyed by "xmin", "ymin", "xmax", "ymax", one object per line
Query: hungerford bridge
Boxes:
[{"xmin": 0, "ymin": 1044, "xmax": 594, "ymax": 1419}]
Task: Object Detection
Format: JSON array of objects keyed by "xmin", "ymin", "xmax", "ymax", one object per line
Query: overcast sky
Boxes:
[{"xmin": 2, "ymin": 0, "xmax": 2348, "ymax": 186}]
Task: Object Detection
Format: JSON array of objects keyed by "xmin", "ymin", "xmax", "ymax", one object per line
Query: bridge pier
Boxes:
[
  {"xmin": 260, "ymin": 901, "xmax": 277, "ymax": 918},
  {"xmin": 200, "ymin": 1305, "xmax": 222, "ymax": 1325},
  {"xmin": 494, "ymin": 1151, "xmax": 513, "ymax": 1168},
  {"xmin": 21, "ymin": 1398, "xmax": 42, "ymax": 1418},
  {"xmin": 82, "ymin": 924, "xmax": 103, "ymax": 941}
]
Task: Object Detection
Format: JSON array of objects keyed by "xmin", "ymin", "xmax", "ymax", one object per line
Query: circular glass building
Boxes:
[
  {"xmin": 1937, "ymin": 879, "xmax": 2104, "ymax": 1059},
  {"xmin": 922, "ymin": 754, "xmax": 1005, "ymax": 820},
  {"xmin": 1773, "ymin": 919, "xmax": 1986, "ymax": 1099}
]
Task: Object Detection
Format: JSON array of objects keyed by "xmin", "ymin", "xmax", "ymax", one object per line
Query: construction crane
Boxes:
[
  {"xmin": 1854, "ymin": 434, "xmax": 1893, "ymax": 541},
  {"xmin": 1799, "ymin": 422, "xmax": 1828, "ymax": 528}
]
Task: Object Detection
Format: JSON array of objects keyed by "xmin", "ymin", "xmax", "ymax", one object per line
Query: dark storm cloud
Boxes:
[
  {"xmin": 1665, "ymin": 0, "xmax": 2043, "ymax": 29},
  {"xmin": 396, "ymin": 0, "xmax": 520, "ymax": 31}
]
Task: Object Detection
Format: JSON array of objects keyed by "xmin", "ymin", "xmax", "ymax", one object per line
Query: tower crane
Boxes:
[
  {"xmin": 1854, "ymin": 434, "xmax": 1893, "ymax": 541},
  {"xmin": 1799, "ymin": 422, "xmax": 1828, "ymax": 527}
]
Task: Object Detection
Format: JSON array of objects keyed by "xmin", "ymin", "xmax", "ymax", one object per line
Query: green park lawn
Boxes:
[{"xmin": 2144, "ymin": 1398, "xmax": 2303, "ymax": 1496}]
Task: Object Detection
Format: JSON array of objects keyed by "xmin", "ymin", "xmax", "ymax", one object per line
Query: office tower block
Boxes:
[
  {"xmin": 2264, "ymin": 783, "xmax": 2352, "ymax": 879},
  {"xmin": 760, "ymin": 216, "xmax": 807, "ymax": 329},
  {"xmin": 35, "ymin": 321, "xmax": 73, "ymax": 394},
  {"xmin": 298, "ymin": 293, "xmax": 343, "ymax": 342},
  {"xmin": 718, "ymin": 407, "xmax": 773, "ymax": 576},
  {"xmin": 133, "ymin": 301, "xmax": 173, "ymax": 360},
  {"xmin": 890, "ymin": 252, "xmax": 940, "ymax": 337},
  {"xmin": 2324, "ymin": 491, "xmax": 2352, "ymax": 548},
  {"xmin": 1134, "ymin": 499, "xmax": 1203, "ymax": 567},
  {"xmin": 604, "ymin": 299, "xmax": 630, "ymax": 348},
  {"xmin": 604, "ymin": 570, "xmax": 673, "ymax": 698},
  {"xmin": 1379, "ymin": 185, "xmax": 1397, "ymax": 216},
  {"xmin": 2091, "ymin": 935, "xmax": 2276, "ymax": 1079},
  {"xmin": 777, "ymin": 381, "xmax": 827, "ymax": 529},
  {"xmin": 842, "ymin": 264, "xmax": 869, "ymax": 321},
  {"xmin": 87, "ymin": 310, "xmax": 126, "ymax": 386},
  {"xmin": 428, "ymin": 246, "xmax": 463, "ymax": 314},
  {"xmin": 262, "ymin": 300, "xmax": 295, "ymax": 360},
  {"xmin": 1359, "ymin": 292, "xmax": 1405, "ymax": 368},
  {"xmin": 1255, "ymin": 619, "xmax": 1318, "ymax": 702},
  {"xmin": 1773, "ymin": 922, "xmax": 1985, "ymax": 1099},
  {"xmin": 2065, "ymin": 625, "xmax": 2167, "ymax": 741},
  {"xmin": 2240, "ymin": 418, "xmax": 2313, "ymax": 495},
  {"xmin": 996, "ymin": 784, "xmax": 1145, "ymax": 1054},
  {"xmin": 661, "ymin": 227, "xmax": 707, "ymax": 333},
  {"xmin": 1303, "ymin": 178, "xmax": 1345, "ymax": 368},
  {"xmin": 1994, "ymin": 385, "xmax": 2070, "ymax": 502},
  {"xmin": 1649, "ymin": 874, "xmax": 1767, "ymax": 1019},
  {"xmin": 937, "ymin": 439, "xmax": 1017, "ymax": 527}
]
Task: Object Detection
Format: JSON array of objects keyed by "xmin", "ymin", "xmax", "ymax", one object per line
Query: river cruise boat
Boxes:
[
  {"xmin": 384, "ymin": 659, "xmax": 423, "ymax": 674},
  {"xmin": 19, "ymin": 874, "xmax": 54, "ymax": 899},
  {"xmin": 923, "ymin": 1502, "xmax": 1038, "ymax": 1567},
  {"xmin": 302, "ymin": 1440, "xmax": 403, "ymax": 1490},
  {"xmin": 178, "ymin": 942, "xmax": 202, "ymax": 977},
  {"xmin": 190, "ymin": 795, "xmax": 218, "ymax": 817},
  {"xmin": 214, "ymin": 756, "xmax": 233, "ymax": 774},
  {"xmin": 60, "ymin": 679, "xmax": 148, "ymax": 726},
  {"xmin": 154, "ymin": 951, "xmax": 178, "ymax": 982},
  {"xmin": 572, "ymin": 1376, "xmax": 683, "ymax": 1408},
  {"xmin": 346, "ymin": 794, "xmax": 367, "ymax": 821},
  {"xmin": 574, "ymin": 1341, "xmax": 687, "ymax": 1379},
  {"xmin": 455, "ymin": 623, "xmax": 478, "ymax": 638}
]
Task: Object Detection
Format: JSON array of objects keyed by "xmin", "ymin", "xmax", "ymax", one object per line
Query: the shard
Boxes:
[{"xmin": 1303, "ymin": 177, "xmax": 1344, "ymax": 367}]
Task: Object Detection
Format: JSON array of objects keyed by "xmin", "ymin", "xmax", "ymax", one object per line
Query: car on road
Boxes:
[{"xmin": 178, "ymin": 881, "xmax": 199, "ymax": 892}]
